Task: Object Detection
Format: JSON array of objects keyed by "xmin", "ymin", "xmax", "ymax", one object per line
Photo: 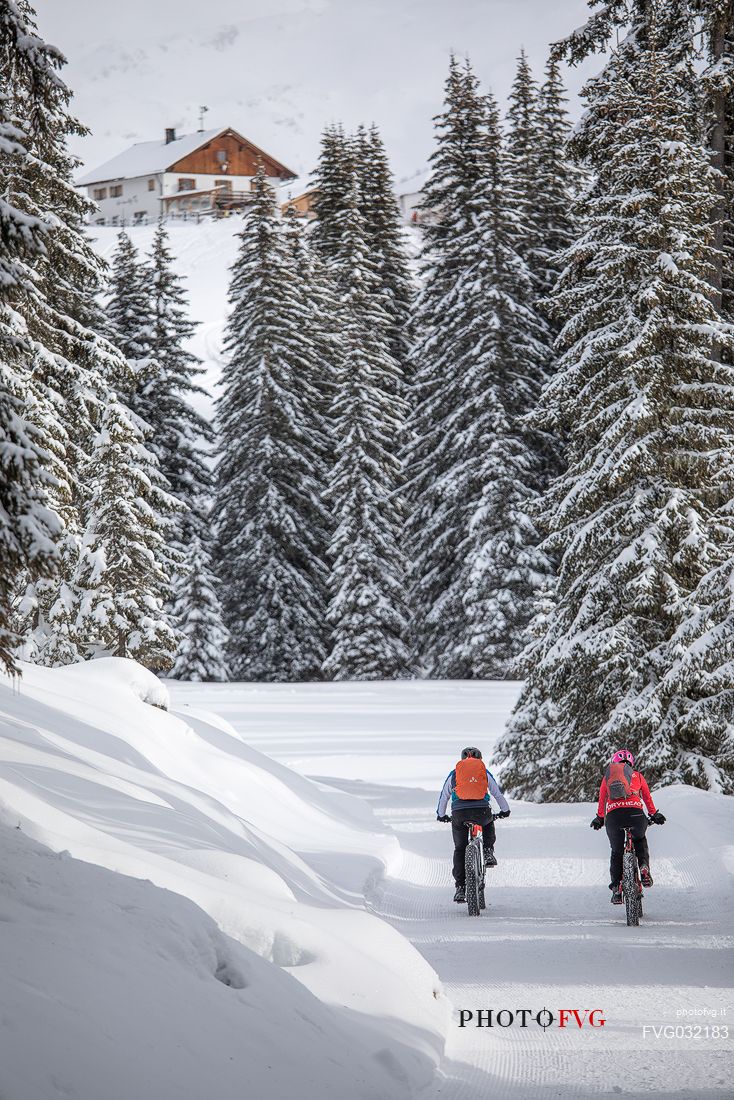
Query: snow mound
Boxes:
[
  {"xmin": 0, "ymin": 659, "xmax": 448, "ymax": 1098},
  {"xmin": 0, "ymin": 822, "xmax": 424, "ymax": 1100}
]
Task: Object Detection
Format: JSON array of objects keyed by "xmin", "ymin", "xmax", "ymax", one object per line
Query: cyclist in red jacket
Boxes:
[{"xmin": 590, "ymin": 749, "xmax": 666, "ymax": 904}]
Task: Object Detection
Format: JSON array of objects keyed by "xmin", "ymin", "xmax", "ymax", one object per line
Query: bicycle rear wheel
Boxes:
[
  {"xmin": 622, "ymin": 852, "xmax": 640, "ymax": 926},
  {"xmin": 465, "ymin": 841, "xmax": 482, "ymax": 917}
]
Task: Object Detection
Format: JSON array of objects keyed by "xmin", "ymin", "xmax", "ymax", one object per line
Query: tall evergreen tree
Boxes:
[
  {"xmin": 73, "ymin": 397, "xmax": 180, "ymax": 668},
  {"xmin": 311, "ymin": 124, "xmax": 355, "ymax": 264},
  {"xmin": 146, "ymin": 222, "xmax": 213, "ymax": 542},
  {"xmin": 106, "ymin": 231, "xmax": 158, "ymax": 402},
  {"xmin": 353, "ymin": 124, "xmax": 414, "ymax": 371},
  {"xmin": 535, "ymin": 56, "xmax": 579, "ymax": 302},
  {"xmin": 322, "ymin": 173, "xmax": 410, "ymax": 679},
  {"xmin": 557, "ymin": 0, "xmax": 733, "ymax": 316},
  {"xmin": 3, "ymin": 0, "xmax": 128, "ymax": 668},
  {"xmin": 505, "ymin": 50, "xmax": 544, "ymax": 276},
  {"xmin": 406, "ymin": 56, "xmax": 554, "ymax": 676},
  {"xmin": 213, "ymin": 169, "xmax": 330, "ymax": 681},
  {"xmin": 500, "ymin": 18, "xmax": 734, "ymax": 798},
  {"xmin": 456, "ymin": 92, "xmax": 556, "ymax": 678},
  {"xmin": 169, "ymin": 534, "xmax": 229, "ymax": 682},
  {"xmin": 404, "ymin": 56, "xmax": 492, "ymax": 676}
]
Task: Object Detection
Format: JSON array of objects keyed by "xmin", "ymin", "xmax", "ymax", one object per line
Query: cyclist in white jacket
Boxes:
[{"xmin": 436, "ymin": 747, "xmax": 510, "ymax": 902}]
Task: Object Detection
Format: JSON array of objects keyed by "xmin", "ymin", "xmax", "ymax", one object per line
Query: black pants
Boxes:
[
  {"xmin": 605, "ymin": 807, "xmax": 650, "ymax": 887},
  {"xmin": 451, "ymin": 807, "xmax": 496, "ymax": 886}
]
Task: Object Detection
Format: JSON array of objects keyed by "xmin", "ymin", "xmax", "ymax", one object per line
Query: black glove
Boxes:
[
  {"xmin": 437, "ymin": 814, "xmax": 451, "ymax": 823},
  {"xmin": 650, "ymin": 811, "xmax": 666, "ymax": 825},
  {"xmin": 590, "ymin": 815, "xmax": 604, "ymax": 830},
  {"xmin": 497, "ymin": 810, "xmax": 511, "ymax": 819}
]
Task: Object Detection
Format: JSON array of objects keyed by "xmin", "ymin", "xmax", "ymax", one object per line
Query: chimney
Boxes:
[{"xmin": 165, "ymin": 127, "xmax": 176, "ymax": 145}]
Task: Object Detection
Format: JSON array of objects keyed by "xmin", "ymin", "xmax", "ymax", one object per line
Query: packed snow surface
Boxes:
[
  {"xmin": 1, "ymin": 664, "xmax": 731, "ymax": 1098},
  {"xmin": 173, "ymin": 679, "xmax": 734, "ymax": 1100}
]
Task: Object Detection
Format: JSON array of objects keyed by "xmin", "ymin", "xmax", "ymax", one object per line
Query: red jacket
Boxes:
[{"xmin": 597, "ymin": 770, "xmax": 657, "ymax": 817}]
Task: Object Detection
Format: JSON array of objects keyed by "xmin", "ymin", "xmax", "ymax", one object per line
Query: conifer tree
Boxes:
[
  {"xmin": 3, "ymin": 0, "xmax": 128, "ymax": 667},
  {"xmin": 311, "ymin": 124, "xmax": 355, "ymax": 264},
  {"xmin": 280, "ymin": 204, "xmax": 340, "ymax": 498},
  {"xmin": 535, "ymin": 56, "xmax": 579, "ymax": 302},
  {"xmin": 557, "ymin": 0, "xmax": 733, "ymax": 314},
  {"xmin": 322, "ymin": 173, "xmax": 410, "ymax": 679},
  {"xmin": 146, "ymin": 222, "xmax": 213, "ymax": 542},
  {"xmin": 353, "ymin": 124, "xmax": 414, "ymax": 370},
  {"xmin": 505, "ymin": 50, "xmax": 544, "ymax": 275},
  {"xmin": 500, "ymin": 19, "xmax": 734, "ymax": 798},
  {"xmin": 213, "ymin": 168, "xmax": 330, "ymax": 681},
  {"xmin": 106, "ymin": 231, "xmax": 158, "ymax": 404},
  {"xmin": 169, "ymin": 534, "xmax": 229, "ymax": 682},
  {"xmin": 74, "ymin": 397, "xmax": 180, "ymax": 668},
  {"xmin": 650, "ymin": 548, "xmax": 734, "ymax": 792},
  {"xmin": 404, "ymin": 56, "xmax": 491, "ymax": 676},
  {"xmin": 406, "ymin": 56, "xmax": 554, "ymax": 676},
  {"xmin": 456, "ymin": 92, "xmax": 556, "ymax": 678}
]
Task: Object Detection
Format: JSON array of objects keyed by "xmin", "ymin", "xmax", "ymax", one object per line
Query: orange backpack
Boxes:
[{"xmin": 454, "ymin": 758, "xmax": 488, "ymax": 800}]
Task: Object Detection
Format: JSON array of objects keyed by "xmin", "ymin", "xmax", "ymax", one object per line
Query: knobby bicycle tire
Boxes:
[
  {"xmin": 465, "ymin": 840, "xmax": 482, "ymax": 917},
  {"xmin": 622, "ymin": 851, "xmax": 640, "ymax": 926}
]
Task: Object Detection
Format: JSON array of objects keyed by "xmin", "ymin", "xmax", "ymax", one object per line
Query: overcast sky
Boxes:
[{"xmin": 34, "ymin": 0, "xmax": 603, "ymax": 188}]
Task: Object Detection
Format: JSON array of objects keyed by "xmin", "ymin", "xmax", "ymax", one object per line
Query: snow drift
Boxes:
[{"xmin": 0, "ymin": 659, "xmax": 448, "ymax": 1099}]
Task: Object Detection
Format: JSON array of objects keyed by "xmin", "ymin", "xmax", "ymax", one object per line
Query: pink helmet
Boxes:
[{"xmin": 612, "ymin": 749, "xmax": 635, "ymax": 766}]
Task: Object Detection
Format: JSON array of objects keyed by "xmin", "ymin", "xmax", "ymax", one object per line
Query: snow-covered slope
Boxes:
[
  {"xmin": 0, "ymin": 824, "xmax": 423, "ymax": 1100},
  {"xmin": 0, "ymin": 660, "xmax": 447, "ymax": 1099}
]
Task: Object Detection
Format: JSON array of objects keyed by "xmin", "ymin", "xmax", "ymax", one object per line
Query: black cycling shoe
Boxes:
[
  {"xmin": 610, "ymin": 887, "xmax": 623, "ymax": 905},
  {"xmin": 485, "ymin": 847, "xmax": 498, "ymax": 869},
  {"xmin": 453, "ymin": 885, "xmax": 466, "ymax": 903}
]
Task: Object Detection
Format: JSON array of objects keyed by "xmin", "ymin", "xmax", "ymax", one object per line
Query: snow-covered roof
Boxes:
[
  {"xmin": 77, "ymin": 126, "xmax": 298, "ymax": 186},
  {"xmin": 77, "ymin": 127, "xmax": 227, "ymax": 186}
]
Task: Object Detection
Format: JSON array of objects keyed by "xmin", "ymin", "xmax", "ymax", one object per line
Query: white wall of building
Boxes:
[
  {"xmin": 87, "ymin": 174, "xmax": 162, "ymax": 225},
  {"xmin": 87, "ymin": 171, "xmax": 286, "ymax": 224}
]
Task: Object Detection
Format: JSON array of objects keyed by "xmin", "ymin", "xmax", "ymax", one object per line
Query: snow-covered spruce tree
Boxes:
[
  {"xmin": 310, "ymin": 124, "xmax": 355, "ymax": 265},
  {"xmin": 0, "ymin": 44, "xmax": 61, "ymax": 673},
  {"xmin": 106, "ymin": 231, "xmax": 159, "ymax": 411},
  {"xmin": 169, "ymin": 533, "xmax": 229, "ymax": 682},
  {"xmin": 280, "ymin": 203, "xmax": 340, "ymax": 483},
  {"xmin": 353, "ymin": 124, "xmax": 414, "ymax": 372},
  {"xmin": 504, "ymin": 51, "xmax": 565, "ymax": 494},
  {"xmin": 405, "ymin": 56, "xmax": 553, "ymax": 676},
  {"xmin": 557, "ymin": 0, "xmax": 733, "ymax": 312},
  {"xmin": 146, "ymin": 222, "xmax": 213, "ymax": 542},
  {"xmin": 404, "ymin": 56, "xmax": 491, "ymax": 677},
  {"xmin": 322, "ymin": 169, "xmax": 410, "ymax": 680},
  {"xmin": 73, "ymin": 397, "xmax": 180, "ymax": 668},
  {"xmin": 3, "ymin": 0, "xmax": 127, "ymax": 667},
  {"xmin": 505, "ymin": 50, "xmax": 545, "ymax": 276},
  {"xmin": 650, "ymin": 545, "xmax": 734, "ymax": 792},
  {"xmin": 456, "ymin": 92, "xmax": 556, "ymax": 679},
  {"xmin": 213, "ymin": 168, "xmax": 330, "ymax": 681},
  {"xmin": 535, "ymin": 56, "xmax": 579, "ymax": 303},
  {"xmin": 499, "ymin": 21, "xmax": 734, "ymax": 798}
]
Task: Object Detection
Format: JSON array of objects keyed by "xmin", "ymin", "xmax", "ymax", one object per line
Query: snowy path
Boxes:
[{"xmin": 170, "ymin": 681, "xmax": 734, "ymax": 1100}]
